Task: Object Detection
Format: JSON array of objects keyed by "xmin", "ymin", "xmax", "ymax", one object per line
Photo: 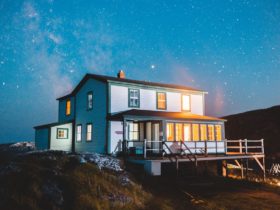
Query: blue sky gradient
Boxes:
[{"xmin": 0, "ymin": 0, "xmax": 279, "ymax": 142}]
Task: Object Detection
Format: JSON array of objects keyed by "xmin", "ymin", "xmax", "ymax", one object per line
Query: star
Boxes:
[{"xmin": 150, "ymin": 64, "xmax": 156, "ymax": 69}]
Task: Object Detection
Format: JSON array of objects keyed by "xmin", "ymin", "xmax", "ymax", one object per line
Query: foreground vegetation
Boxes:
[{"xmin": 0, "ymin": 143, "xmax": 280, "ymax": 210}]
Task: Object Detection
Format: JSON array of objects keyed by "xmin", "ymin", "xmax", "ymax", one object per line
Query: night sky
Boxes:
[{"xmin": 0, "ymin": 0, "xmax": 279, "ymax": 142}]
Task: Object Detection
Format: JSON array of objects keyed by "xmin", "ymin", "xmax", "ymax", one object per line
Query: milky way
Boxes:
[{"xmin": 0, "ymin": 0, "xmax": 279, "ymax": 142}]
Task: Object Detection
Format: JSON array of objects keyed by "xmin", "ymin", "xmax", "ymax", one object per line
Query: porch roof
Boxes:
[{"xmin": 107, "ymin": 109, "xmax": 226, "ymax": 122}]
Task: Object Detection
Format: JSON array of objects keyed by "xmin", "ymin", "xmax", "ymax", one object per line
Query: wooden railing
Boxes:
[
  {"xmin": 122, "ymin": 139, "xmax": 264, "ymax": 159},
  {"xmin": 226, "ymin": 139, "xmax": 264, "ymax": 154}
]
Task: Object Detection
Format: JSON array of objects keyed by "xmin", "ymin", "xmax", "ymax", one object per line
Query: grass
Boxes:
[{"xmin": 1, "ymin": 149, "xmax": 280, "ymax": 210}]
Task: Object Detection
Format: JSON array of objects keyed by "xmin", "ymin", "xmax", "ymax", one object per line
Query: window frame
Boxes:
[
  {"xmin": 87, "ymin": 91, "xmax": 93, "ymax": 111},
  {"xmin": 156, "ymin": 92, "xmax": 167, "ymax": 110},
  {"xmin": 65, "ymin": 99, "xmax": 71, "ymax": 116},
  {"xmin": 128, "ymin": 89, "xmax": 140, "ymax": 108},
  {"xmin": 128, "ymin": 121, "xmax": 139, "ymax": 141},
  {"xmin": 181, "ymin": 94, "xmax": 191, "ymax": 112},
  {"xmin": 86, "ymin": 123, "xmax": 92, "ymax": 142},
  {"xmin": 56, "ymin": 128, "xmax": 69, "ymax": 139},
  {"xmin": 76, "ymin": 124, "xmax": 82, "ymax": 142}
]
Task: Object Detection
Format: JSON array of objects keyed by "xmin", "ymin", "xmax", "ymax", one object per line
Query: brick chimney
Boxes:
[{"xmin": 117, "ymin": 70, "xmax": 125, "ymax": 79}]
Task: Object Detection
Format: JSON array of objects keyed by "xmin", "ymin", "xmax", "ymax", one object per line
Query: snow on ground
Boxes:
[
  {"xmin": 79, "ymin": 153, "xmax": 123, "ymax": 172},
  {"xmin": 9, "ymin": 141, "xmax": 35, "ymax": 152}
]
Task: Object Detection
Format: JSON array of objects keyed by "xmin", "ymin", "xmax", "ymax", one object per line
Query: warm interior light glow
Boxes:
[
  {"xmin": 157, "ymin": 92, "xmax": 166, "ymax": 109},
  {"xmin": 184, "ymin": 124, "xmax": 191, "ymax": 141},
  {"xmin": 166, "ymin": 123, "xmax": 174, "ymax": 141},
  {"xmin": 215, "ymin": 125, "xmax": 222, "ymax": 141},
  {"xmin": 182, "ymin": 95, "xmax": 190, "ymax": 111},
  {"xmin": 66, "ymin": 99, "xmax": 71, "ymax": 115},
  {"xmin": 175, "ymin": 123, "xmax": 183, "ymax": 141},
  {"xmin": 200, "ymin": 124, "xmax": 207, "ymax": 141},
  {"xmin": 192, "ymin": 124, "xmax": 199, "ymax": 141},
  {"xmin": 208, "ymin": 125, "xmax": 215, "ymax": 140}
]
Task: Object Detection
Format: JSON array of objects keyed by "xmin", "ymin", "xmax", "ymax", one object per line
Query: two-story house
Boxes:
[{"xmin": 34, "ymin": 70, "xmax": 226, "ymax": 155}]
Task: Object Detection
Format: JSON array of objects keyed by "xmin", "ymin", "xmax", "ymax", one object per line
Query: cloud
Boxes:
[{"xmin": 48, "ymin": 33, "xmax": 62, "ymax": 44}]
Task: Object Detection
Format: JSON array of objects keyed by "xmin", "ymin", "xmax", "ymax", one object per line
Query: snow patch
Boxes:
[{"xmin": 79, "ymin": 153, "xmax": 123, "ymax": 172}]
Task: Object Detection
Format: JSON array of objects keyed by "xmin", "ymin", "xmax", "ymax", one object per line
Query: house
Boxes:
[
  {"xmin": 34, "ymin": 70, "xmax": 265, "ymax": 176},
  {"xmin": 34, "ymin": 70, "xmax": 226, "ymax": 154}
]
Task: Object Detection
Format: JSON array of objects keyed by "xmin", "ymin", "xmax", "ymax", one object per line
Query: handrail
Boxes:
[{"xmin": 122, "ymin": 139, "xmax": 264, "ymax": 158}]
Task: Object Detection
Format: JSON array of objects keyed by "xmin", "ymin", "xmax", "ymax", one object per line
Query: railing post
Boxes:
[
  {"xmin": 261, "ymin": 139, "xmax": 264, "ymax": 154},
  {"xmin": 245, "ymin": 139, "xmax": 248, "ymax": 154},
  {"xmin": 239, "ymin": 139, "xmax": 242, "ymax": 154},
  {"xmin": 204, "ymin": 141, "xmax": 207, "ymax": 155},
  {"xmin": 143, "ymin": 139, "xmax": 147, "ymax": 159},
  {"xmin": 225, "ymin": 139, "xmax": 227, "ymax": 154}
]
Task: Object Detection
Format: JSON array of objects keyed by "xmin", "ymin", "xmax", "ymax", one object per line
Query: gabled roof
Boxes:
[
  {"xmin": 56, "ymin": 73, "xmax": 205, "ymax": 100},
  {"xmin": 107, "ymin": 109, "xmax": 226, "ymax": 122}
]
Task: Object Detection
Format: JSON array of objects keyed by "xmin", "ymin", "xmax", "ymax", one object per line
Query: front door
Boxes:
[{"xmin": 152, "ymin": 122, "xmax": 160, "ymax": 153}]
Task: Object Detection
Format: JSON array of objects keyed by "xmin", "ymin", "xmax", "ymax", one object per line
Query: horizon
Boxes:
[{"xmin": 1, "ymin": 0, "xmax": 280, "ymax": 142}]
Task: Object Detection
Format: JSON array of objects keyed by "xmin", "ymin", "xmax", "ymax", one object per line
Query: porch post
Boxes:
[
  {"xmin": 123, "ymin": 119, "xmax": 127, "ymax": 154},
  {"xmin": 161, "ymin": 120, "xmax": 166, "ymax": 156}
]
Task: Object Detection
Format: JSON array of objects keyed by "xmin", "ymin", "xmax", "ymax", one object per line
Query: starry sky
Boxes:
[{"xmin": 0, "ymin": 0, "xmax": 279, "ymax": 142}]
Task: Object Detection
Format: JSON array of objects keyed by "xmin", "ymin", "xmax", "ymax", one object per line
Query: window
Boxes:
[
  {"xmin": 215, "ymin": 125, "xmax": 222, "ymax": 141},
  {"xmin": 184, "ymin": 124, "xmax": 191, "ymax": 141},
  {"xmin": 128, "ymin": 122, "xmax": 139, "ymax": 140},
  {"xmin": 192, "ymin": 124, "xmax": 199, "ymax": 141},
  {"xmin": 200, "ymin": 124, "xmax": 207, "ymax": 141},
  {"xmin": 157, "ymin": 92, "xmax": 166, "ymax": 110},
  {"xmin": 57, "ymin": 128, "xmax": 68, "ymax": 139},
  {"xmin": 175, "ymin": 123, "xmax": 183, "ymax": 141},
  {"xmin": 208, "ymin": 125, "xmax": 215, "ymax": 141},
  {"xmin": 166, "ymin": 123, "xmax": 174, "ymax": 141},
  {"xmin": 128, "ymin": 89, "xmax": 140, "ymax": 107},
  {"xmin": 182, "ymin": 94, "xmax": 191, "ymax": 111},
  {"xmin": 76, "ymin": 125, "xmax": 82, "ymax": 142},
  {"xmin": 87, "ymin": 92, "xmax": 93, "ymax": 110},
  {"xmin": 66, "ymin": 99, "xmax": 71, "ymax": 115},
  {"xmin": 86, "ymin": 124, "xmax": 92, "ymax": 141}
]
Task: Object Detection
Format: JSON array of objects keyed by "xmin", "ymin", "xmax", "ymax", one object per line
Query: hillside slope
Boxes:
[{"xmin": 224, "ymin": 105, "xmax": 280, "ymax": 157}]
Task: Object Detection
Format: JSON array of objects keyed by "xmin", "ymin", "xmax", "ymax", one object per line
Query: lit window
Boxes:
[
  {"xmin": 128, "ymin": 89, "xmax": 140, "ymax": 107},
  {"xmin": 184, "ymin": 124, "xmax": 191, "ymax": 141},
  {"xmin": 76, "ymin": 125, "xmax": 82, "ymax": 142},
  {"xmin": 128, "ymin": 122, "xmax": 139, "ymax": 140},
  {"xmin": 208, "ymin": 125, "xmax": 215, "ymax": 141},
  {"xmin": 86, "ymin": 124, "xmax": 92, "ymax": 141},
  {"xmin": 182, "ymin": 95, "xmax": 191, "ymax": 111},
  {"xmin": 200, "ymin": 124, "xmax": 207, "ymax": 141},
  {"xmin": 215, "ymin": 125, "xmax": 222, "ymax": 141},
  {"xmin": 66, "ymin": 99, "xmax": 71, "ymax": 115},
  {"xmin": 157, "ymin": 92, "xmax": 166, "ymax": 110},
  {"xmin": 87, "ymin": 92, "xmax": 93, "ymax": 110},
  {"xmin": 166, "ymin": 123, "xmax": 174, "ymax": 141},
  {"xmin": 175, "ymin": 123, "xmax": 183, "ymax": 141},
  {"xmin": 192, "ymin": 124, "xmax": 199, "ymax": 141},
  {"xmin": 57, "ymin": 128, "xmax": 68, "ymax": 139}
]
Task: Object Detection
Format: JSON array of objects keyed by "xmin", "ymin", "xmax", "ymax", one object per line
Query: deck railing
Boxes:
[{"xmin": 122, "ymin": 139, "xmax": 264, "ymax": 159}]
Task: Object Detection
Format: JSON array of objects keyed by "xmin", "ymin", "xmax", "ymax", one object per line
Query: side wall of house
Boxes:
[
  {"xmin": 35, "ymin": 128, "xmax": 49, "ymax": 150},
  {"xmin": 58, "ymin": 97, "xmax": 75, "ymax": 123},
  {"xmin": 109, "ymin": 83, "xmax": 204, "ymax": 115},
  {"xmin": 75, "ymin": 79, "xmax": 107, "ymax": 153},
  {"xmin": 50, "ymin": 123, "xmax": 73, "ymax": 152}
]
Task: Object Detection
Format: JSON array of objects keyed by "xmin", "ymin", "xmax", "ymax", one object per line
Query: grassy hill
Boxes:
[
  {"xmin": 224, "ymin": 105, "xmax": 280, "ymax": 157},
  {"xmin": 1, "ymin": 143, "xmax": 280, "ymax": 210}
]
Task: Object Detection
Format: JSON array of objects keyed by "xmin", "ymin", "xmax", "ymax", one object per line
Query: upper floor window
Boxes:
[
  {"xmin": 66, "ymin": 99, "xmax": 71, "ymax": 116},
  {"xmin": 157, "ymin": 92, "xmax": 166, "ymax": 110},
  {"xmin": 76, "ymin": 125, "xmax": 82, "ymax": 142},
  {"xmin": 57, "ymin": 128, "xmax": 68, "ymax": 139},
  {"xmin": 128, "ymin": 89, "xmax": 140, "ymax": 107},
  {"xmin": 87, "ymin": 92, "xmax": 93, "ymax": 110},
  {"xmin": 86, "ymin": 123, "xmax": 92, "ymax": 141},
  {"xmin": 182, "ymin": 94, "xmax": 191, "ymax": 111}
]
